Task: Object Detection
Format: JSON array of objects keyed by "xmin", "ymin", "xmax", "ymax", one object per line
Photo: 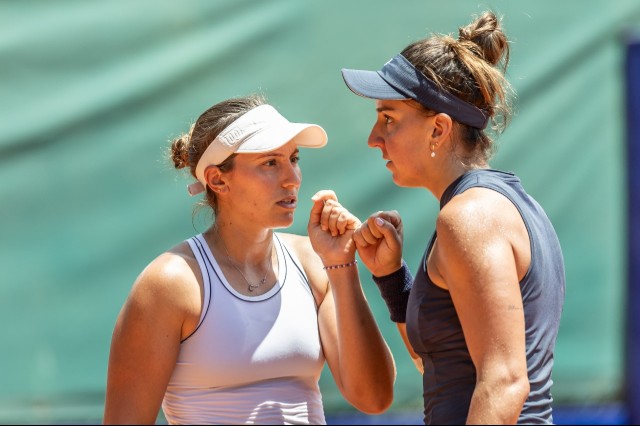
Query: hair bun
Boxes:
[
  {"xmin": 458, "ymin": 11, "xmax": 508, "ymax": 67},
  {"xmin": 170, "ymin": 134, "xmax": 190, "ymax": 169}
]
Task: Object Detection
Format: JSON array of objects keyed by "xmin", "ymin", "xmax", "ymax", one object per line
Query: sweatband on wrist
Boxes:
[{"xmin": 372, "ymin": 260, "xmax": 414, "ymax": 323}]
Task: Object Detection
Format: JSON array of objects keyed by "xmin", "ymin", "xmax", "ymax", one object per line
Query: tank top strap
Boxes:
[
  {"xmin": 440, "ymin": 169, "xmax": 519, "ymax": 209},
  {"xmin": 273, "ymin": 233, "xmax": 316, "ymax": 309},
  {"xmin": 184, "ymin": 235, "xmax": 213, "ymax": 341}
]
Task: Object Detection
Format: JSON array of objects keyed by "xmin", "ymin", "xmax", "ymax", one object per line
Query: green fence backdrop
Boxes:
[{"xmin": 1, "ymin": 0, "xmax": 639, "ymax": 423}]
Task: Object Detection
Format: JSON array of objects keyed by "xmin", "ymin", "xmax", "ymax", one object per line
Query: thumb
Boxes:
[
  {"xmin": 309, "ymin": 190, "xmax": 339, "ymax": 227},
  {"xmin": 308, "ymin": 197, "xmax": 324, "ymax": 228},
  {"xmin": 373, "ymin": 217, "xmax": 402, "ymax": 249},
  {"xmin": 378, "ymin": 210, "xmax": 402, "ymax": 231}
]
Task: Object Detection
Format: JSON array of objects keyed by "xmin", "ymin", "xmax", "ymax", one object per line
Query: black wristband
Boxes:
[{"xmin": 372, "ymin": 260, "xmax": 414, "ymax": 323}]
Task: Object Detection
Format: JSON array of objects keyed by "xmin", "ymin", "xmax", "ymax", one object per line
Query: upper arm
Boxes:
[
  {"xmin": 104, "ymin": 251, "xmax": 199, "ymax": 424},
  {"xmin": 435, "ymin": 189, "xmax": 528, "ymax": 381}
]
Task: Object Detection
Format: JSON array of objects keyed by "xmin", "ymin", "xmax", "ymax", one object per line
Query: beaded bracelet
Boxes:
[{"xmin": 323, "ymin": 260, "xmax": 358, "ymax": 270}]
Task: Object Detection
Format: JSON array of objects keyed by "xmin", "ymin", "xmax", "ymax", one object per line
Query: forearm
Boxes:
[{"xmin": 326, "ymin": 266, "xmax": 395, "ymax": 412}]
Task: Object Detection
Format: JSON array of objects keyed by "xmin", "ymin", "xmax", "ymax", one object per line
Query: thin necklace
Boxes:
[{"xmin": 215, "ymin": 228, "xmax": 272, "ymax": 292}]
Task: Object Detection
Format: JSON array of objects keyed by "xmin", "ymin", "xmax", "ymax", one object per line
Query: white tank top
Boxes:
[{"xmin": 162, "ymin": 233, "xmax": 326, "ymax": 425}]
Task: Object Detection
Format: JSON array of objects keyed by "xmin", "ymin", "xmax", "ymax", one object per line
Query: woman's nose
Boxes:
[
  {"xmin": 282, "ymin": 162, "xmax": 301, "ymax": 188},
  {"xmin": 368, "ymin": 124, "xmax": 384, "ymax": 149}
]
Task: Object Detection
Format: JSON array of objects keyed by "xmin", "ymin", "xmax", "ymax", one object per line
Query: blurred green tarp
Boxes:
[{"xmin": 1, "ymin": 0, "xmax": 639, "ymax": 423}]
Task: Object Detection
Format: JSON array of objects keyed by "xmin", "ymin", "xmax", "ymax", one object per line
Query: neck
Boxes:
[
  {"xmin": 429, "ymin": 154, "xmax": 489, "ymax": 201},
  {"xmin": 205, "ymin": 221, "xmax": 278, "ymax": 295},
  {"xmin": 206, "ymin": 221, "xmax": 274, "ymax": 265}
]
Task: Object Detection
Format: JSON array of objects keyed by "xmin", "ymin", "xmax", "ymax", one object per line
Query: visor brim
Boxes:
[
  {"xmin": 237, "ymin": 123, "xmax": 327, "ymax": 155},
  {"xmin": 341, "ymin": 68, "xmax": 409, "ymax": 100}
]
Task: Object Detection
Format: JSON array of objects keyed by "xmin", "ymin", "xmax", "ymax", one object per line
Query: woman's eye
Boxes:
[
  {"xmin": 264, "ymin": 159, "xmax": 277, "ymax": 166},
  {"xmin": 291, "ymin": 155, "xmax": 300, "ymax": 164},
  {"xmin": 384, "ymin": 115, "xmax": 393, "ymax": 125}
]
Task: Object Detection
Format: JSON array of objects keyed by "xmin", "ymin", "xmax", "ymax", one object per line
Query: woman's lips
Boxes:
[{"xmin": 277, "ymin": 198, "xmax": 297, "ymax": 209}]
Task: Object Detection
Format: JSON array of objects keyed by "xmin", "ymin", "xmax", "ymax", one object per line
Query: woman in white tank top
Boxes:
[{"xmin": 103, "ymin": 96, "xmax": 396, "ymax": 425}]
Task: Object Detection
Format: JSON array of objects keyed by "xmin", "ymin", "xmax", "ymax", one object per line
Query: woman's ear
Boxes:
[
  {"xmin": 431, "ymin": 113, "xmax": 453, "ymax": 142},
  {"xmin": 204, "ymin": 165, "xmax": 228, "ymax": 194}
]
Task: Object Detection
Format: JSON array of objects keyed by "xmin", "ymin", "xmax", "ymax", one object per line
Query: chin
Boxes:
[
  {"xmin": 391, "ymin": 172, "xmax": 422, "ymax": 188},
  {"xmin": 273, "ymin": 215, "xmax": 295, "ymax": 229},
  {"xmin": 391, "ymin": 174, "xmax": 409, "ymax": 187}
]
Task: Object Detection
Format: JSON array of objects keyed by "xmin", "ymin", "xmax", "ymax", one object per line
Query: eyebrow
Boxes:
[
  {"xmin": 376, "ymin": 106, "xmax": 395, "ymax": 113},
  {"xmin": 256, "ymin": 149, "xmax": 300, "ymax": 159}
]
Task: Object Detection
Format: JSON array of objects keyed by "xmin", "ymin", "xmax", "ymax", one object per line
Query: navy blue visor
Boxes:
[{"xmin": 341, "ymin": 54, "xmax": 488, "ymax": 129}]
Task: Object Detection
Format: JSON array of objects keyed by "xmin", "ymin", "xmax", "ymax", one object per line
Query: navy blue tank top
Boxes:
[{"xmin": 406, "ymin": 169, "xmax": 565, "ymax": 425}]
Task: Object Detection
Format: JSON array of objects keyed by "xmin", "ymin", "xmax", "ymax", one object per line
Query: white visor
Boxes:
[{"xmin": 188, "ymin": 104, "xmax": 327, "ymax": 196}]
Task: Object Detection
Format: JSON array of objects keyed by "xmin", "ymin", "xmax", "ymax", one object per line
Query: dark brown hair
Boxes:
[
  {"xmin": 401, "ymin": 11, "xmax": 513, "ymax": 164},
  {"xmin": 169, "ymin": 94, "xmax": 267, "ymax": 212}
]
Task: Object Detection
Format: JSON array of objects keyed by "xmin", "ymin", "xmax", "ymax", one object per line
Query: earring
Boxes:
[{"xmin": 430, "ymin": 144, "xmax": 437, "ymax": 158}]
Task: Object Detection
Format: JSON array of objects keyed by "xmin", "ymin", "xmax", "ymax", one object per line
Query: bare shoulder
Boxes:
[
  {"xmin": 437, "ymin": 187, "xmax": 522, "ymax": 243},
  {"xmin": 126, "ymin": 241, "xmax": 201, "ymax": 319},
  {"xmin": 434, "ymin": 187, "xmax": 529, "ymax": 286},
  {"xmin": 276, "ymin": 232, "xmax": 327, "ymax": 303}
]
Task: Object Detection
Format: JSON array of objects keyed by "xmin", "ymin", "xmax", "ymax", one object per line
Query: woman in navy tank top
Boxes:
[{"xmin": 341, "ymin": 11, "xmax": 565, "ymax": 425}]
